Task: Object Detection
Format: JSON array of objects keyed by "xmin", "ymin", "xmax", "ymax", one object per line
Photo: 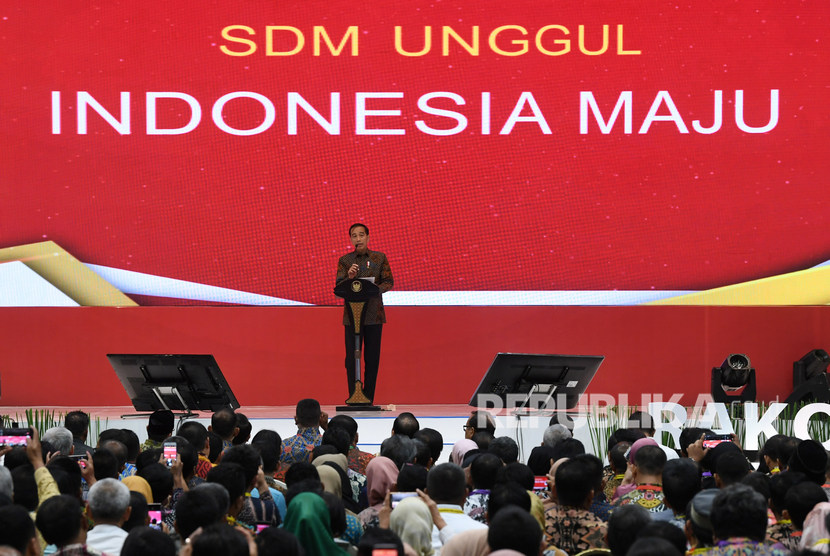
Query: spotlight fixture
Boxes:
[
  {"xmin": 785, "ymin": 349, "xmax": 830, "ymax": 405},
  {"xmin": 711, "ymin": 353, "xmax": 756, "ymax": 403}
]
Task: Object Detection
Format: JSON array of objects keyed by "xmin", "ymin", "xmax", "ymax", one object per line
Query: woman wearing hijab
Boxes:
[
  {"xmin": 390, "ymin": 496, "xmax": 435, "ymax": 556},
  {"xmin": 318, "ymin": 465, "xmax": 364, "ymax": 546},
  {"xmin": 358, "ymin": 456, "xmax": 399, "ymax": 528},
  {"xmin": 800, "ymin": 501, "xmax": 830, "ymax": 553},
  {"xmin": 450, "ymin": 440, "xmax": 478, "ymax": 466},
  {"xmin": 283, "ymin": 491, "xmax": 348, "ymax": 556}
]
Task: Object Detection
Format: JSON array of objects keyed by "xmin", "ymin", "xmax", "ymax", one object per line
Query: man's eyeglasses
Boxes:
[{"xmin": 462, "ymin": 425, "xmax": 474, "ymax": 431}]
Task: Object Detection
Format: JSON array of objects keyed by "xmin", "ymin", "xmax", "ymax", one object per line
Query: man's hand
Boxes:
[
  {"xmin": 80, "ymin": 451, "xmax": 96, "ymax": 486},
  {"xmin": 378, "ymin": 492, "xmax": 392, "ymax": 529},
  {"xmin": 417, "ymin": 489, "xmax": 447, "ymax": 530},
  {"xmin": 347, "ymin": 264, "xmax": 359, "ymax": 279},
  {"xmin": 687, "ymin": 433, "xmax": 710, "ymax": 463},
  {"xmin": 25, "ymin": 427, "xmax": 44, "ymax": 470}
]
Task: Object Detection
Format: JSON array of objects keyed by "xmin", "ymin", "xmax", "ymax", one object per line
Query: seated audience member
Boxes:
[
  {"xmin": 570, "ymin": 454, "xmax": 613, "ymax": 522},
  {"xmin": 708, "ymin": 484, "xmax": 788, "ymax": 555},
  {"xmin": 471, "ymin": 431, "xmax": 494, "ymax": 452},
  {"xmin": 327, "ymin": 415, "xmax": 375, "ymax": 475},
  {"xmin": 767, "ymin": 471, "xmax": 806, "ymax": 547},
  {"xmin": 799, "ymin": 502, "xmax": 830, "ymax": 553},
  {"xmin": 85, "ymin": 478, "xmax": 131, "ymax": 555},
  {"xmin": 120, "ymin": 527, "xmax": 176, "ymax": 556},
  {"xmin": 626, "ymin": 536, "xmax": 682, "ymax": 556},
  {"xmin": 605, "ymin": 441, "xmax": 631, "ymax": 501},
  {"xmin": 759, "ymin": 434, "xmax": 792, "ymax": 475},
  {"xmin": 231, "ymin": 412, "xmax": 251, "ymax": 445},
  {"xmin": 280, "ymin": 399, "xmax": 324, "ymax": 469},
  {"xmin": 221, "ymin": 444, "xmax": 281, "ymax": 527},
  {"xmin": 321, "ymin": 487, "xmax": 362, "ymax": 548},
  {"xmin": 46, "ymin": 456, "xmax": 84, "ymax": 502},
  {"xmin": 205, "ymin": 463, "xmax": 248, "ymax": 524},
  {"xmin": 413, "ymin": 438, "xmax": 433, "ymax": 469},
  {"xmin": 425, "ymin": 462, "xmax": 488, "ymax": 551},
  {"xmin": 358, "ymin": 527, "xmax": 405, "ymax": 556},
  {"xmin": 137, "ymin": 463, "xmax": 175, "ymax": 508},
  {"xmin": 606, "ymin": 504, "xmax": 651, "ymax": 556},
  {"xmin": 392, "ymin": 412, "xmax": 420, "ymax": 438},
  {"xmin": 321, "ymin": 427, "xmax": 367, "ymax": 503},
  {"xmin": 488, "ymin": 437, "xmax": 519, "ymax": 465},
  {"xmin": 177, "ymin": 421, "xmax": 213, "ymax": 480},
  {"xmin": 636, "ymin": 520, "xmax": 687, "ymax": 555},
  {"xmin": 121, "ymin": 491, "xmax": 149, "ymax": 532},
  {"xmin": 550, "ymin": 438, "xmax": 585, "ymax": 463},
  {"xmin": 542, "ymin": 424, "xmax": 572, "ymax": 449},
  {"xmin": 495, "ymin": 461, "xmax": 546, "ymax": 528},
  {"xmin": 174, "ymin": 487, "xmax": 225, "ymax": 540},
  {"xmin": 414, "ymin": 428, "xmax": 444, "ymax": 469},
  {"xmin": 784, "ymin": 481, "xmax": 828, "ymax": 550},
  {"xmin": 251, "ymin": 436, "xmax": 288, "ymax": 518},
  {"xmin": 526, "ymin": 445, "xmax": 555, "ymax": 477},
  {"xmin": 544, "ymin": 457, "xmax": 608, "ymax": 553},
  {"xmin": 449, "ymin": 439, "xmax": 478, "ymax": 466},
  {"xmin": 36, "ymin": 495, "xmax": 93, "ymax": 554},
  {"xmin": 192, "ymin": 482, "xmax": 230, "ymax": 519},
  {"xmin": 678, "ymin": 427, "xmax": 713, "ymax": 459},
  {"xmin": 613, "ymin": 442, "xmax": 671, "ymax": 517},
  {"xmin": 0, "ymin": 466, "xmax": 12, "ymax": 500},
  {"xmin": 396, "ymin": 463, "xmax": 429, "ymax": 493},
  {"xmin": 741, "ymin": 471, "xmax": 772, "ymax": 501},
  {"xmin": 120, "ymin": 429, "xmax": 140, "ymax": 477},
  {"xmin": 388, "ymin": 496, "xmax": 434, "ymax": 556},
  {"xmin": 43, "ymin": 427, "xmax": 74, "ymax": 458},
  {"xmin": 255, "ymin": 526, "xmax": 305, "ymax": 556},
  {"xmin": 91, "ymin": 449, "xmax": 120, "ymax": 481},
  {"xmin": 487, "ymin": 505, "xmax": 543, "ymax": 556},
  {"xmin": 789, "ymin": 439, "xmax": 829, "ymax": 485},
  {"xmin": 187, "ymin": 523, "xmax": 252, "ymax": 556},
  {"xmin": 464, "ymin": 411, "xmax": 496, "ymax": 440},
  {"xmin": 209, "ymin": 407, "xmax": 239, "ymax": 454},
  {"xmin": 98, "ymin": 438, "xmax": 129, "ymax": 479},
  {"xmin": 0, "ymin": 505, "xmax": 38, "ymax": 556},
  {"xmin": 206, "ymin": 431, "xmax": 223, "ymax": 463},
  {"xmin": 464, "ymin": 453, "xmax": 501, "ymax": 523},
  {"xmin": 283, "ymin": 492, "xmax": 348, "ymax": 555},
  {"xmin": 381, "ymin": 435, "xmax": 418, "ymax": 470},
  {"xmin": 358, "ymin": 456, "xmax": 399, "ymax": 528},
  {"xmin": 685, "ymin": 489, "xmax": 718, "ymax": 552},
  {"xmin": 12, "ymin": 465, "xmax": 39, "ymax": 512},
  {"xmin": 140, "ymin": 409, "xmax": 174, "ymax": 452},
  {"xmin": 314, "ymin": 456, "xmax": 362, "ymax": 514},
  {"xmin": 660, "ymin": 458, "xmax": 701, "ymax": 528},
  {"xmin": 285, "ymin": 461, "xmax": 320, "ymax": 489},
  {"xmin": 714, "ymin": 450, "xmax": 751, "ymax": 488},
  {"xmin": 65, "ymin": 411, "xmax": 94, "ymax": 457}
]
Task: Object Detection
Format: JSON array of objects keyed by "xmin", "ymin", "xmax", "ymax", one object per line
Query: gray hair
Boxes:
[
  {"xmin": 43, "ymin": 426, "xmax": 74, "ymax": 456},
  {"xmin": 0, "ymin": 466, "xmax": 12, "ymax": 499},
  {"xmin": 542, "ymin": 424, "xmax": 572, "ymax": 448},
  {"xmin": 87, "ymin": 478, "xmax": 130, "ymax": 521}
]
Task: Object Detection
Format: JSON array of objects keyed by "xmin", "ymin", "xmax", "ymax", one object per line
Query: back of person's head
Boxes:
[
  {"xmin": 35, "ymin": 495, "xmax": 83, "ymax": 547},
  {"xmin": 488, "ymin": 481, "xmax": 531, "ymax": 520},
  {"xmin": 636, "ymin": 521, "xmax": 687, "ymax": 555},
  {"xmin": 609, "ymin": 441, "xmax": 631, "ymax": 474},
  {"xmin": 551, "ymin": 437, "xmax": 585, "ymax": 462},
  {"xmin": 487, "ymin": 505, "xmax": 543, "ymax": 556},
  {"xmin": 358, "ymin": 527, "xmax": 404, "ymax": 556},
  {"xmin": 206, "ymin": 463, "xmax": 247, "ymax": 506},
  {"xmin": 252, "ymin": 438, "xmax": 280, "ymax": 475},
  {"xmin": 770, "ymin": 471, "xmax": 806, "ymax": 516},
  {"xmin": 255, "ymin": 526, "xmax": 304, "ymax": 556},
  {"xmin": 607, "ymin": 503, "xmax": 652, "ymax": 556},
  {"xmin": 789, "ymin": 439, "xmax": 828, "ymax": 485},
  {"xmin": 626, "ymin": 536, "xmax": 683, "ymax": 556},
  {"xmin": 527, "ymin": 445, "xmax": 555, "ymax": 476},
  {"xmin": 392, "ymin": 412, "xmax": 420, "ymax": 438},
  {"xmin": 488, "ymin": 436, "xmax": 519, "ymax": 464},
  {"xmin": 46, "ymin": 456, "xmax": 83, "ymax": 499},
  {"xmin": 251, "ymin": 429, "xmax": 282, "ymax": 451},
  {"xmin": 573, "ymin": 453, "xmax": 604, "ymax": 492},
  {"xmin": 380, "ymin": 434, "xmax": 417, "ymax": 469},
  {"xmin": 662, "ymin": 458, "xmax": 701, "ymax": 512},
  {"xmin": 610, "ymin": 428, "xmax": 647, "ymax": 447},
  {"xmin": 3, "ymin": 447, "xmax": 28, "ymax": 471},
  {"xmin": 687, "ymin": 489, "xmax": 718, "ymax": 547},
  {"xmin": 786, "ymin": 481, "xmax": 828, "ymax": 530},
  {"xmin": 715, "ymin": 451, "xmax": 751, "ymax": 487},
  {"xmin": 414, "ymin": 428, "xmax": 443, "ymax": 465},
  {"xmin": 220, "ymin": 444, "xmax": 260, "ymax": 489},
  {"xmin": 311, "ymin": 444, "xmax": 338, "ymax": 460},
  {"xmin": 320, "ymin": 491, "xmax": 347, "ymax": 537},
  {"xmin": 328, "ymin": 415, "xmax": 358, "ymax": 441},
  {"xmin": 554, "ymin": 457, "xmax": 595, "ymax": 508},
  {"xmin": 175, "ymin": 488, "xmax": 224, "ymax": 538},
  {"xmin": 64, "ymin": 411, "xmax": 89, "ymax": 439},
  {"xmin": 135, "ymin": 448, "xmax": 161, "ymax": 473},
  {"xmin": 99, "ymin": 439, "xmax": 128, "ymax": 471},
  {"xmin": 285, "ymin": 478, "xmax": 324, "ymax": 507},
  {"xmin": 0, "ymin": 466, "xmax": 11, "ymax": 500},
  {"xmin": 294, "ymin": 399, "xmax": 321, "ymax": 428},
  {"xmin": 177, "ymin": 421, "xmax": 209, "ymax": 453},
  {"xmin": 121, "ymin": 526, "xmax": 177, "ymax": 556},
  {"xmin": 87, "ymin": 478, "xmax": 131, "ymax": 522},
  {"xmin": 147, "ymin": 409, "xmax": 174, "ymax": 440},
  {"xmin": 43, "ymin": 427, "xmax": 73, "ymax": 456},
  {"xmin": 542, "ymin": 424, "xmax": 572, "ymax": 448},
  {"xmin": 189, "ymin": 523, "xmax": 250, "ymax": 556},
  {"xmin": 426, "ymin": 463, "xmax": 466, "ymax": 505},
  {"xmin": 321, "ymin": 426, "xmax": 351, "ymax": 457},
  {"xmin": 137, "ymin": 463, "xmax": 174, "ymax": 504},
  {"xmin": 121, "ymin": 429, "xmax": 140, "ymax": 462},
  {"xmin": 192, "ymin": 483, "xmax": 230, "ymax": 517},
  {"xmin": 471, "ymin": 452, "xmax": 502, "ymax": 490},
  {"xmin": 396, "ymin": 463, "xmax": 428, "ymax": 492},
  {"xmin": 627, "ymin": 411, "xmax": 656, "ymax": 436},
  {"xmin": 11, "ymin": 465, "xmax": 37, "ymax": 511},
  {"xmin": 466, "ymin": 411, "xmax": 496, "ymax": 435},
  {"xmin": 91, "ymin": 448, "xmax": 120, "ymax": 480},
  {"xmin": 284, "ymin": 461, "xmax": 320, "ymax": 488},
  {"xmin": 710, "ymin": 484, "xmax": 768, "ymax": 542},
  {"xmin": 0, "ymin": 504, "xmax": 36, "ymax": 554},
  {"xmin": 471, "ymin": 431, "xmax": 494, "ymax": 451},
  {"xmin": 210, "ymin": 408, "xmax": 237, "ymax": 439},
  {"xmin": 207, "ymin": 431, "xmax": 223, "ymax": 463},
  {"xmin": 122, "ymin": 491, "xmax": 149, "ymax": 532},
  {"xmin": 231, "ymin": 412, "xmax": 251, "ymax": 445},
  {"xmin": 412, "ymin": 438, "xmax": 431, "ymax": 467},
  {"xmin": 98, "ymin": 428, "xmax": 129, "ymax": 447},
  {"xmin": 741, "ymin": 471, "xmax": 772, "ymax": 500},
  {"xmin": 496, "ymin": 462, "xmax": 535, "ymax": 491},
  {"xmin": 634, "ymin": 445, "xmax": 667, "ymax": 477}
]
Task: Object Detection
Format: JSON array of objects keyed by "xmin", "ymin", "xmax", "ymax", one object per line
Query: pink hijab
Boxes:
[
  {"xmin": 366, "ymin": 455, "xmax": 399, "ymax": 507},
  {"xmin": 450, "ymin": 439, "xmax": 478, "ymax": 465},
  {"xmin": 800, "ymin": 501, "xmax": 830, "ymax": 552}
]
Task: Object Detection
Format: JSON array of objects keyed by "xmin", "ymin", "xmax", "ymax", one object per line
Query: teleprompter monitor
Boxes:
[
  {"xmin": 469, "ymin": 353, "xmax": 604, "ymax": 411},
  {"xmin": 107, "ymin": 354, "xmax": 240, "ymax": 413}
]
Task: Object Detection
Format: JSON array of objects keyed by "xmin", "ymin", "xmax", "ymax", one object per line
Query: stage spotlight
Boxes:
[
  {"xmin": 785, "ymin": 349, "xmax": 830, "ymax": 405},
  {"xmin": 711, "ymin": 353, "xmax": 756, "ymax": 403}
]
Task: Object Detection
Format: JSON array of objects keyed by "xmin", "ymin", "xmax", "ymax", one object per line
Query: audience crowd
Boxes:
[{"xmin": 2, "ymin": 403, "xmax": 830, "ymax": 555}]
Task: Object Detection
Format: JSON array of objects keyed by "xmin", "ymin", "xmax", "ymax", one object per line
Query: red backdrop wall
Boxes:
[{"xmin": 1, "ymin": 306, "xmax": 828, "ymax": 408}]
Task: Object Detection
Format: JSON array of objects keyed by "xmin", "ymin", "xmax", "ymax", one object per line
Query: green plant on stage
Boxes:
[
  {"xmin": 89, "ymin": 415, "xmax": 109, "ymax": 447},
  {"xmin": 0, "ymin": 415, "xmax": 13, "ymax": 428},
  {"xmin": 17, "ymin": 408, "xmax": 64, "ymax": 438}
]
